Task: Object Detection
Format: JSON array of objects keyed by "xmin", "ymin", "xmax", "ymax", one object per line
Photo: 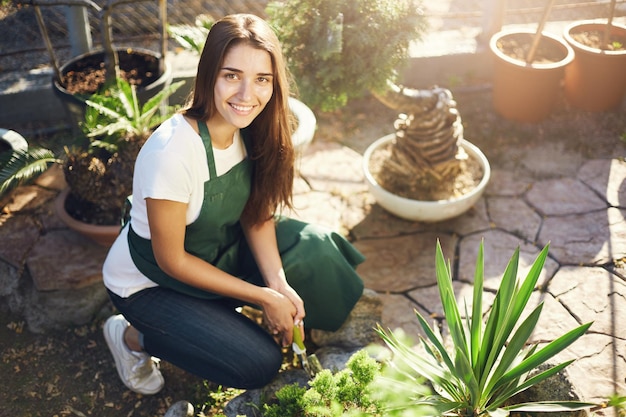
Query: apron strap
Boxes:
[{"xmin": 198, "ymin": 121, "xmax": 217, "ymax": 179}]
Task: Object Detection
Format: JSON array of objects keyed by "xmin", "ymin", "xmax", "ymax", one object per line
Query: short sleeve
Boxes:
[{"xmin": 135, "ymin": 149, "xmax": 194, "ymax": 203}]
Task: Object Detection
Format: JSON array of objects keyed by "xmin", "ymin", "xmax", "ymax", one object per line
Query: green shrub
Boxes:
[
  {"xmin": 266, "ymin": 0, "xmax": 427, "ymax": 111},
  {"xmin": 262, "ymin": 350, "xmax": 384, "ymax": 417}
]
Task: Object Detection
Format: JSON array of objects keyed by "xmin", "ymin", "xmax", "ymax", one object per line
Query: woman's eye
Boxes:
[
  {"xmin": 257, "ymin": 76, "xmax": 271, "ymax": 83},
  {"xmin": 225, "ymin": 73, "xmax": 238, "ymax": 80}
]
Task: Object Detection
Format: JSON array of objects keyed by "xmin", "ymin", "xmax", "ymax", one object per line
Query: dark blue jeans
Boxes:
[{"xmin": 107, "ymin": 287, "xmax": 283, "ymax": 389}]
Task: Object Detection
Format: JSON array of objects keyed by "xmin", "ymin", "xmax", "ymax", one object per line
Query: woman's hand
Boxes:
[{"xmin": 260, "ymin": 287, "xmax": 300, "ymax": 346}]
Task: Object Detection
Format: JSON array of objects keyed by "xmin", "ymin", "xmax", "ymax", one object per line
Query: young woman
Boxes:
[{"xmin": 101, "ymin": 13, "xmax": 364, "ymax": 395}]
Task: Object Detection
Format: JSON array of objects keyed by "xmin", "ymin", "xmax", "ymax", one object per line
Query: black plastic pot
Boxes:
[{"xmin": 52, "ymin": 48, "xmax": 172, "ymax": 129}]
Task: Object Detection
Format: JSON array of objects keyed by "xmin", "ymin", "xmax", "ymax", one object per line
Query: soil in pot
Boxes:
[
  {"xmin": 569, "ymin": 29, "xmax": 626, "ymax": 51},
  {"xmin": 368, "ymin": 139, "xmax": 484, "ymax": 202},
  {"xmin": 61, "ymin": 50, "xmax": 162, "ymax": 95},
  {"xmin": 64, "ymin": 190, "xmax": 122, "ymax": 226},
  {"xmin": 563, "ymin": 22, "xmax": 626, "ymax": 112},
  {"xmin": 496, "ymin": 32, "xmax": 566, "ymax": 64}
]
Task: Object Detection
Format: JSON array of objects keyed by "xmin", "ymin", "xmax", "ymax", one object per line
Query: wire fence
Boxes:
[{"xmin": 1, "ymin": 0, "xmax": 625, "ymax": 74}]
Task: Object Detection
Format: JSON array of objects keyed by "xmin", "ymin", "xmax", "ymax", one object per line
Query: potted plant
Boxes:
[
  {"xmin": 23, "ymin": 0, "xmax": 172, "ymax": 130},
  {"xmin": 265, "ymin": 0, "xmax": 491, "ymax": 222},
  {"xmin": 562, "ymin": 0, "xmax": 626, "ymax": 112},
  {"xmin": 489, "ymin": 0, "xmax": 575, "ymax": 123},
  {"xmin": 54, "ymin": 77, "xmax": 184, "ymax": 246},
  {"xmin": 364, "ymin": 83, "xmax": 491, "ymax": 222}
]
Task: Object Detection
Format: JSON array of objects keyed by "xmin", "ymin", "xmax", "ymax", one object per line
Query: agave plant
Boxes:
[{"xmin": 377, "ymin": 240, "xmax": 595, "ymax": 417}]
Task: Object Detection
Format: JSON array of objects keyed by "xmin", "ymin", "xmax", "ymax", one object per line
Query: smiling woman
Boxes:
[{"xmin": 100, "ymin": 13, "xmax": 365, "ymax": 397}]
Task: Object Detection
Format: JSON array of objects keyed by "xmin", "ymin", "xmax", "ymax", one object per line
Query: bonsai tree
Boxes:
[
  {"xmin": 267, "ymin": 0, "xmax": 490, "ymax": 211},
  {"xmin": 265, "ymin": 0, "xmax": 427, "ymax": 112}
]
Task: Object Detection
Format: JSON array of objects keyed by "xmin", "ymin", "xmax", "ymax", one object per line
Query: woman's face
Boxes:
[{"xmin": 212, "ymin": 43, "xmax": 274, "ymax": 129}]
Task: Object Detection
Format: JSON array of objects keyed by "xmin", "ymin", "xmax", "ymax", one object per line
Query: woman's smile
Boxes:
[{"xmin": 213, "ymin": 43, "xmax": 274, "ymax": 130}]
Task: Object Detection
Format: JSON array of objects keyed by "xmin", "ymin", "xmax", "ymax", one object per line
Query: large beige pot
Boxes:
[
  {"xmin": 489, "ymin": 29, "xmax": 574, "ymax": 123},
  {"xmin": 563, "ymin": 20, "xmax": 626, "ymax": 112}
]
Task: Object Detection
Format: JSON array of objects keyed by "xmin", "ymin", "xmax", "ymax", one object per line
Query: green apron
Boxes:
[{"xmin": 128, "ymin": 121, "xmax": 364, "ymax": 331}]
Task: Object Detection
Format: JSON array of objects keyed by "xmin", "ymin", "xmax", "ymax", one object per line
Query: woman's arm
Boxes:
[
  {"xmin": 146, "ymin": 198, "xmax": 296, "ymax": 344},
  {"xmin": 242, "ymin": 218, "xmax": 306, "ymax": 344}
]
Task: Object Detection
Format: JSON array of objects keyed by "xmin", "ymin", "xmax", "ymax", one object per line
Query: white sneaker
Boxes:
[{"xmin": 103, "ymin": 315, "xmax": 165, "ymax": 395}]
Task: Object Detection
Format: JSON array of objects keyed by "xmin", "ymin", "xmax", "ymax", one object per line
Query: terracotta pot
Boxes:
[
  {"xmin": 55, "ymin": 188, "xmax": 120, "ymax": 247},
  {"xmin": 563, "ymin": 20, "xmax": 626, "ymax": 112},
  {"xmin": 52, "ymin": 48, "xmax": 172, "ymax": 130},
  {"xmin": 362, "ymin": 135, "xmax": 491, "ymax": 222},
  {"xmin": 489, "ymin": 29, "xmax": 574, "ymax": 123}
]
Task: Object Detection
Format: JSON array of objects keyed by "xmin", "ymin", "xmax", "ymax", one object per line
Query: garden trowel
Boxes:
[{"xmin": 292, "ymin": 325, "xmax": 323, "ymax": 378}]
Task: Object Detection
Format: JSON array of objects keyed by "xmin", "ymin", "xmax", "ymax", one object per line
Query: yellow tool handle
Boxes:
[{"xmin": 292, "ymin": 325, "xmax": 306, "ymax": 353}]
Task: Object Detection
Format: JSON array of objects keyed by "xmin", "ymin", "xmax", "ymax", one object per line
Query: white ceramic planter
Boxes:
[
  {"xmin": 363, "ymin": 134, "xmax": 491, "ymax": 222},
  {"xmin": 0, "ymin": 128, "xmax": 28, "ymax": 153},
  {"xmin": 288, "ymin": 97, "xmax": 316, "ymax": 154}
]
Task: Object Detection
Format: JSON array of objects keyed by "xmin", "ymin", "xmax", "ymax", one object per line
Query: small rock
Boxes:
[
  {"xmin": 509, "ymin": 364, "xmax": 588, "ymax": 417},
  {"xmin": 164, "ymin": 400, "xmax": 194, "ymax": 417},
  {"xmin": 311, "ymin": 288, "xmax": 382, "ymax": 348},
  {"xmin": 315, "ymin": 346, "xmax": 363, "ymax": 373}
]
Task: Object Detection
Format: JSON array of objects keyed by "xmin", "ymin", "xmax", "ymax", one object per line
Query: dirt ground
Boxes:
[{"xmin": 1, "ymin": 88, "xmax": 625, "ymax": 417}]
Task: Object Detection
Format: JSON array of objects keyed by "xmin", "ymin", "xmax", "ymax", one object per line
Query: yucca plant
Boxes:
[{"xmin": 377, "ymin": 240, "xmax": 595, "ymax": 417}]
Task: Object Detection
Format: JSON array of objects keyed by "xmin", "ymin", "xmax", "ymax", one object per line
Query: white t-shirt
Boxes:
[{"xmin": 102, "ymin": 114, "xmax": 246, "ymax": 297}]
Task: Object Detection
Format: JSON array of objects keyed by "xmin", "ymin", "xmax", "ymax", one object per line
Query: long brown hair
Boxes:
[{"xmin": 184, "ymin": 14, "xmax": 295, "ymax": 226}]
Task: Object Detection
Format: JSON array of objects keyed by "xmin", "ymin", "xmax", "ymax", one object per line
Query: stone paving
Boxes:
[
  {"xmin": 286, "ymin": 139, "xmax": 626, "ymax": 410},
  {"xmin": 1, "ymin": 100, "xmax": 626, "ymax": 414}
]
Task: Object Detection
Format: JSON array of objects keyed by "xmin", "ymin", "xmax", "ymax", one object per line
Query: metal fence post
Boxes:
[{"xmin": 65, "ymin": 5, "xmax": 92, "ymax": 56}]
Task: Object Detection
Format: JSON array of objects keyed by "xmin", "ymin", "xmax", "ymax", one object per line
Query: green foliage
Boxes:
[
  {"xmin": 196, "ymin": 383, "xmax": 244, "ymax": 417},
  {"xmin": 0, "ymin": 147, "xmax": 57, "ymax": 197},
  {"xmin": 266, "ymin": 0, "xmax": 427, "ymax": 112},
  {"xmin": 167, "ymin": 14, "xmax": 215, "ymax": 55},
  {"xmin": 82, "ymin": 77, "xmax": 185, "ymax": 152},
  {"xmin": 262, "ymin": 350, "xmax": 384, "ymax": 417},
  {"xmin": 608, "ymin": 394, "xmax": 626, "ymax": 417},
  {"xmin": 377, "ymin": 240, "xmax": 595, "ymax": 417}
]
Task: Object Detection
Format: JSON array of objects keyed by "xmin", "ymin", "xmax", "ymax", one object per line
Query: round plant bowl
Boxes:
[
  {"xmin": 55, "ymin": 188, "xmax": 120, "ymax": 247},
  {"xmin": 53, "ymin": 48, "xmax": 172, "ymax": 129},
  {"xmin": 563, "ymin": 20, "xmax": 626, "ymax": 112},
  {"xmin": 489, "ymin": 29, "xmax": 574, "ymax": 123},
  {"xmin": 363, "ymin": 134, "xmax": 491, "ymax": 222},
  {"xmin": 288, "ymin": 97, "xmax": 316, "ymax": 155}
]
